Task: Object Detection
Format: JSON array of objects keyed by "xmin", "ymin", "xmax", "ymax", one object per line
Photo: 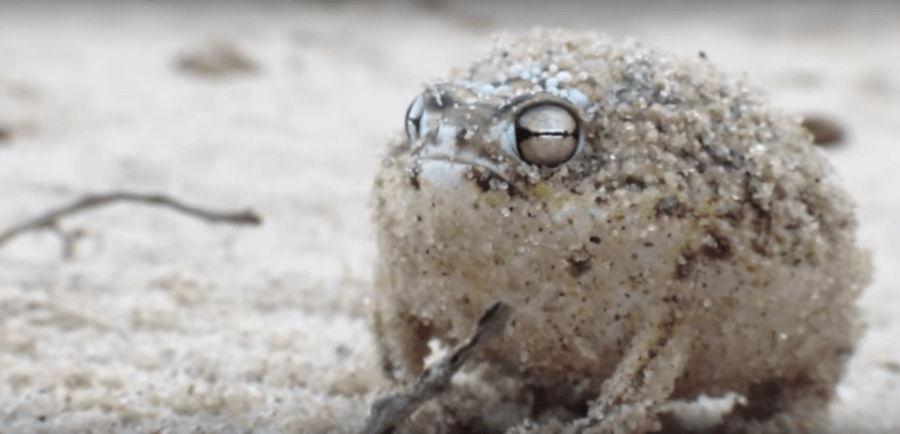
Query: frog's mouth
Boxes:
[{"xmin": 414, "ymin": 153, "xmax": 508, "ymax": 190}]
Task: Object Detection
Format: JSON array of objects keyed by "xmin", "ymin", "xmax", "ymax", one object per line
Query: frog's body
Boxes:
[{"xmin": 371, "ymin": 29, "xmax": 870, "ymax": 433}]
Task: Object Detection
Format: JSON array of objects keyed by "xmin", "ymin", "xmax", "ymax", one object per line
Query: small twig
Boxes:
[
  {"xmin": 0, "ymin": 192, "xmax": 262, "ymax": 249},
  {"xmin": 362, "ymin": 302, "xmax": 512, "ymax": 434},
  {"xmin": 53, "ymin": 225, "xmax": 87, "ymax": 260}
]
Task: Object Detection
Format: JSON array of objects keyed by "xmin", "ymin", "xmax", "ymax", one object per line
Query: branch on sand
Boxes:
[
  {"xmin": 362, "ymin": 302, "xmax": 512, "ymax": 434},
  {"xmin": 0, "ymin": 192, "xmax": 262, "ymax": 257}
]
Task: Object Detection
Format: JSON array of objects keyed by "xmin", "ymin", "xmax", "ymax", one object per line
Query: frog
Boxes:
[{"xmin": 370, "ymin": 28, "xmax": 871, "ymax": 434}]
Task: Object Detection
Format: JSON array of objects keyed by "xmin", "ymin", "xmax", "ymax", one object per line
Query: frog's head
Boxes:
[{"xmin": 399, "ymin": 77, "xmax": 594, "ymax": 194}]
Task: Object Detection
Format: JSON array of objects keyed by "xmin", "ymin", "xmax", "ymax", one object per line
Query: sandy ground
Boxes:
[{"xmin": 0, "ymin": 1, "xmax": 898, "ymax": 433}]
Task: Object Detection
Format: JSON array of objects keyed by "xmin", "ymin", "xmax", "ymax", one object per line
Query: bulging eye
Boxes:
[
  {"xmin": 514, "ymin": 104, "xmax": 580, "ymax": 166},
  {"xmin": 405, "ymin": 95, "xmax": 425, "ymax": 142}
]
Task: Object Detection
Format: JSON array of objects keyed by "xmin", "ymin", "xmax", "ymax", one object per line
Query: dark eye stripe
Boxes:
[{"xmin": 518, "ymin": 128, "xmax": 577, "ymax": 137}]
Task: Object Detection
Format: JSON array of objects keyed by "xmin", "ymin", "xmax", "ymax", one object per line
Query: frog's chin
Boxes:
[{"xmin": 415, "ymin": 156, "xmax": 507, "ymax": 189}]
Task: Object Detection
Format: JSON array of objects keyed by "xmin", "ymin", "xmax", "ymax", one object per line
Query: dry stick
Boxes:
[
  {"xmin": 362, "ymin": 302, "xmax": 512, "ymax": 434},
  {"xmin": 0, "ymin": 192, "xmax": 262, "ymax": 249}
]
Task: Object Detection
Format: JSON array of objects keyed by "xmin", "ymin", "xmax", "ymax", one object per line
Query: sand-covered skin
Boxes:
[
  {"xmin": 0, "ymin": 2, "xmax": 899, "ymax": 434},
  {"xmin": 372, "ymin": 28, "xmax": 869, "ymax": 433}
]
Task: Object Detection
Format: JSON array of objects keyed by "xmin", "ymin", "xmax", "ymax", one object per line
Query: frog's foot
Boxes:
[
  {"xmin": 718, "ymin": 374, "xmax": 836, "ymax": 434},
  {"xmin": 372, "ymin": 309, "xmax": 433, "ymax": 382}
]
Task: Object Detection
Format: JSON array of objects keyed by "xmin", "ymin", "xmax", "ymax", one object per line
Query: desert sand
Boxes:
[{"xmin": 0, "ymin": 2, "xmax": 898, "ymax": 433}]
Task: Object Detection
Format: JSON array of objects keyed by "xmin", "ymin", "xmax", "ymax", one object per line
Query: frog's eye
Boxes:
[
  {"xmin": 405, "ymin": 95, "xmax": 425, "ymax": 142},
  {"xmin": 514, "ymin": 104, "xmax": 580, "ymax": 166}
]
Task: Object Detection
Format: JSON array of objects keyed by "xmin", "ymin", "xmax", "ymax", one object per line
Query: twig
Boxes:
[
  {"xmin": 362, "ymin": 302, "xmax": 512, "ymax": 434},
  {"xmin": 0, "ymin": 192, "xmax": 262, "ymax": 249}
]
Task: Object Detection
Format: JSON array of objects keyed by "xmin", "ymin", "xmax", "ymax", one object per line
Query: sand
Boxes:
[{"xmin": 0, "ymin": 1, "xmax": 897, "ymax": 433}]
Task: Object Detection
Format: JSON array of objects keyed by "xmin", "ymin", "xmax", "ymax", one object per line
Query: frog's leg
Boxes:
[
  {"xmin": 717, "ymin": 359, "xmax": 843, "ymax": 434},
  {"xmin": 577, "ymin": 312, "xmax": 693, "ymax": 434},
  {"xmin": 512, "ymin": 311, "xmax": 693, "ymax": 434},
  {"xmin": 371, "ymin": 306, "xmax": 433, "ymax": 382}
]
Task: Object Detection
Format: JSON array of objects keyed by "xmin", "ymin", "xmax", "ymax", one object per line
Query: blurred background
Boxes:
[{"xmin": 0, "ymin": 1, "xmax": 898, "ymax": 433}]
